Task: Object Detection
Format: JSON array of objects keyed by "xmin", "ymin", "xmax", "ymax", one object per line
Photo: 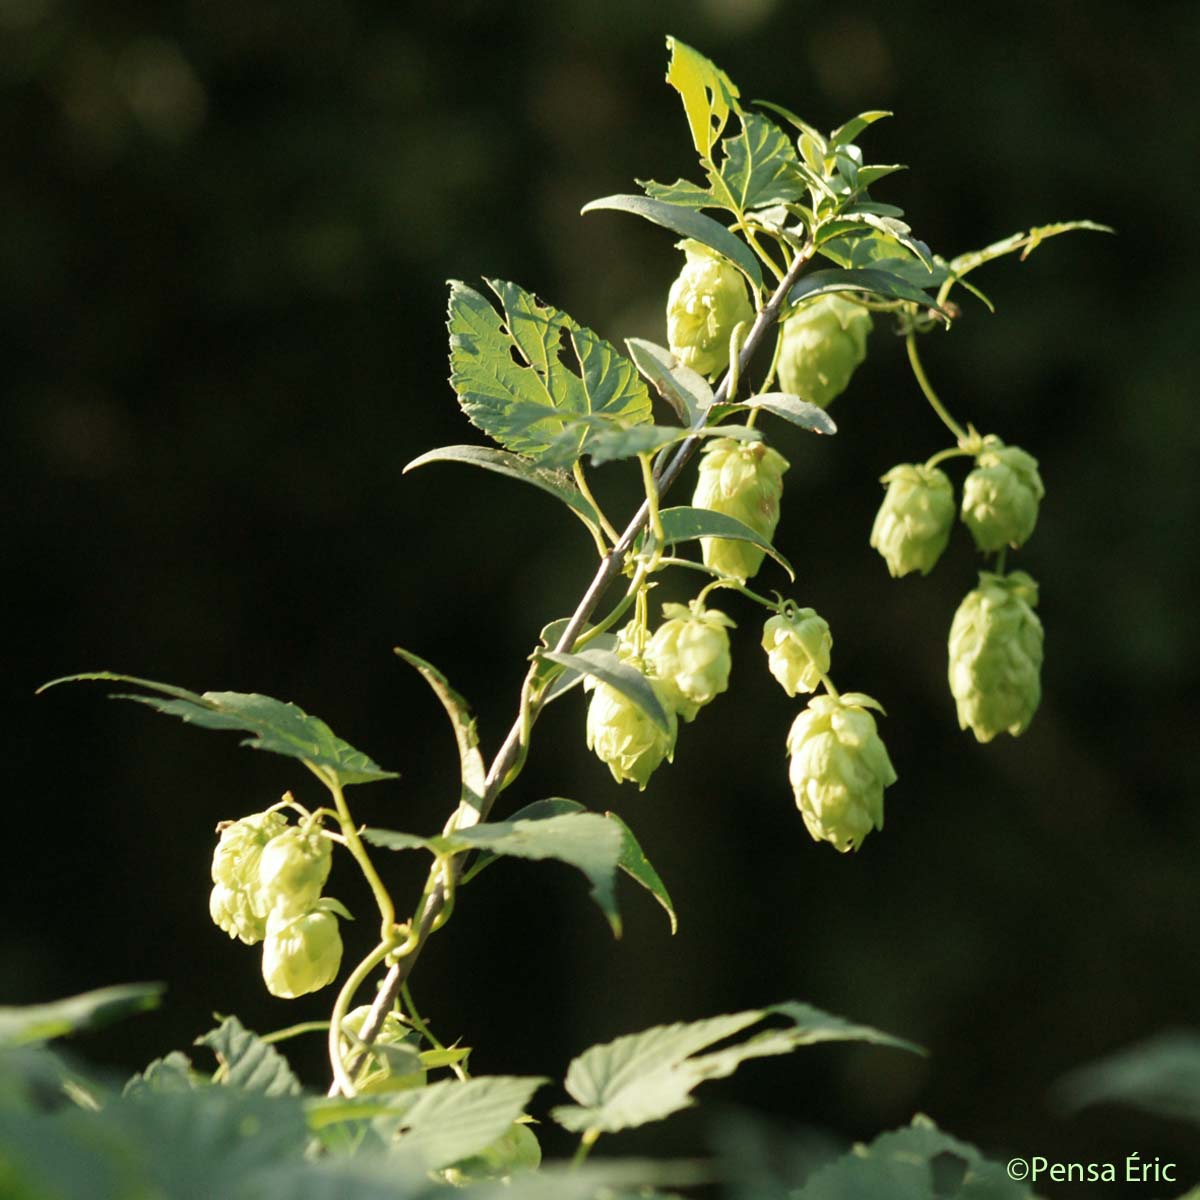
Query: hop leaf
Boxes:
[
  {"xmin": 777, "ymin": 294, "xmax": 872, "ymax": 409},
  {"xmin": 948, "ymin": 570, "xmax": 1043, "ymax": 742},
  {"xmin": 257, "ymin": 826, "xmax": 333, "ymax": 918},
  {"xmin": 585, "ymin": 673, "xmax": 678, "ymax": 790},
  {"xmin": 261, "ymin": 904, "xmax": 344, "ymax": 999},
  {"xmin": 666, "ymin": 240, "xmax": 753, "ymax": 377},
  {"xmin": 691, "ymin": 437, "xmax": 789, "ymax": 581},
  {"xmin": 340, "ymin": 1006, "xmax": 426, "ymax": 1095},
  {"xmin": 870, "ymin": 463, "xmax": 956, "ymax": 577},
  {"xmin": 761, "ymin": 607, "xmax": 832, "ymax": 697},
  {"xmin": 960, "ymin": 439, "xmax": 1044, "ymax": 552},
  {"xmin": 645, "ymin": 601, "xmax": 735, "ymax": 722},
  {"xmin": 209, "ymin": 810, "xmax": 288, "ymax": 945},
  {"xmin": 787, "ymin": 693, "xmax": 896, "ymax": 853}
]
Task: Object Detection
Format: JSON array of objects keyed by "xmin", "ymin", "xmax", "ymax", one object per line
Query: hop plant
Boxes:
[
  {"xmin": 787, "ymin": 693, "xmax": 897, "ymax": 853},
  {"xmin": 666, "ymin": 239, "xmax": 753, "ymax": 377},
  {"xmin": 585, "ymin": 674, "xmax": 678, "ymax": 789},
  {"xmin": 261, "ymin": 903, "xmax": 344, "ymax": 999},
  {"xmin": 761, "ymin": 607, "xmax": 832, "ymax": 697},
  {"xmin": 870, "ymin": 463, "xmax": 956, "ymax": 577},
  {"xmin": 442, "ymin": 1122, "xmax": 542, "ymax": 1186},
  {"xmin": 692, "ymin": 438, "xmax": 789, "ymax": 581},
  {"xmin": 960, "ymin": 438, "xmax": 1045, "ymax": 552},
  {"xmin": 776, "ymin": 294, "xmax": 873, "ymax": 408},
  {"xmin": 645, "ymin": 600, "xmax": 735, "ymax": 722},
  {"xmin": 257, "ymin": 825, "xmax": 333, "ymax": 917},
  {"xmin": 340, "ymin": 1006, "xmax": 426, "ymax": 1095},
  {"xmin": 209, "ymin": 809, "xmax": 288, "ymax": 945},
  {"xmin": 948, "ymin": 570, "xmax": 1044, "ymax": 742}
]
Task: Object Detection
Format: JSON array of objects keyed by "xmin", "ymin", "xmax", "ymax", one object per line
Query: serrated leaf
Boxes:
[
  {"xmin": 764, "ymin": 1001, "xmax": 925, "ymax": 1056},
  {"xmin": 394, "ymin": 648, "xmax": 485, "ymax": 826},
  {"xmin": 740, "ymin": 392, "xmax": 838, "ymax": 435},
  {"xmin": 664, "ymin": 36, "xmax": 739, "ymax": 159},
  {"xmin": 541, "ymin": 648, "xmax": 671, "ymax": 732},
  {"xmin": 447, "ymin": 279, "xmax": 651, "ymax": 465},
  {"xmin": 657, "ymin": 506, "xmax": 795, "ymax": 580},
  {"xmin": 123, "ymin": 1051, "xmax": 201, "ymax": 1097},
  {"xmin": 0, "ymin": 982, "xmax": 164, "ymax": 1047},
  {"xmin": 713, "ymin": 111, "xmax": 806, "ymax": 211},
  {"xmin": 638, "ymin": 177, "xmax": 713, "ymax": 209},
  {"xmin": 788, "ymin": 267, "xmax": 944, "ymax": 312},
  {"xmin": 606, "ymin": 811, "xmax": 677, "ymax": 935},
  {"xmin": 829, "ymin": 110, "xmax": 892, "ymax": 148},
  {"xmin": 581, "ymin": 194, "xmax": 763, "ymax": 291},
  {"xmin": 625, "ymin": 338, "xmax": 714, "ymax": 426},
  {"xmin": 388, "ymin": 1075, "xmax": 546, "ymax": 1171},
  {"xmin": 197, "ymin": 1016, "xmax": 302, "ymax": 1097},
  {"xmin": 403, "ymin": 445, "xmax": 600, "ymax": 528},
  {"xmin": 39, "ymin": 673, "xmax": 396, "ymax": 787}
]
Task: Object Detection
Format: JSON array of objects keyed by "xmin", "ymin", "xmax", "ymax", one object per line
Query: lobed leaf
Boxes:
[
  {"xmin": 713, "ymin": 111, "xmax": 806, "ymax": 211},
  {"xmin": 664, "ymin": 35, "xmax": 739, "ymax": 159},
  {"xmin": 0, "ymin": 983, "xmax": 165, "ymax": 1048},
  {"xmin": 197, "ymin": 1016, "xmax": 302, "ymax": 1097}
]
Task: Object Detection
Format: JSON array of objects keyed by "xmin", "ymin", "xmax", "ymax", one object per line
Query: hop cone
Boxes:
[
  {"xmin": 761, "ymin": 607, "xmax": 831, "ymax": 697},
  {"xmin": 777, "ymin": 294, "xmax": 872, "ymax": 408},
  {"xmin": 666, "ymin": 239, "xmax": 753, "ymax": 377},
  {"xmin": 787, "ymin": 693, "xmax": 896, "ymax": 853},
  {"xmin": 257, "ymin": 825, "xmax": 332, "ymax": 917},
  {"xmin": 961, "ymin": 439, "xmax": 1044, "ymax": 552},
  {"xmin": 692, "ymin": 438, "xmax": 789, "ymax": 581},
  {"xmin": 261, "ymin": 903, "xmax": 343, "ymax": 999},
  {"xmin": 209, "ymin": 809, "xmax": 288, "ymax": 944},
  {"xmin": 948, "ymin": 570, "xmax": 1043, "ymax": 742},
  {"xmin": 870, "ymin": 463, "xmax": 956, "ymax": 577},
  {"xmin": 646, "ymin": 601, "xmax": 735, "ymax": 722},
  {"xmin": 585, "ymin": 674, "xmax": 678, "ymax": 790}
]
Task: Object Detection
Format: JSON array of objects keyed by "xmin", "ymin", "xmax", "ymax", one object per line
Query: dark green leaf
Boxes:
[
  {"xmin": 638, "ymin": 177, "xmax": 713, "ymax": 208},
  {"xmin": 714, "ymin": 111, "xmax": 805, "ymax": 210},
  {"xmin": 394, "ymin": 648, "xmax": 486, "ymax": 822},
  {"xmin": 764, "ymin": 1001, "xmax": 925, "ymax": 1056},
  {"xmin": 0, "ymin": 983, "xmax": 164, "ymax": 1047},
  {"xmin": 197, "ymin": 1016, "xmax": 302, "ymax": 1096},
  {"xmin": 541, "ymin": 648, "xmax": 671, "ymax": 732},
  {"xmin": 625, "ymin": 337, "xmax": 714, "ymax": 426},
  {"xmin": 39, "ymin": 674, "xmax": 396, "ymax": 787},
  {"xmin": 581, "ymin": 194, "xmax": 763, "ymax": 291},
  {"xmin": 657, "ymin": 506, "xmax": 795, "ymax": 580},
  {"xmin": 818, "ymin": 214, "xmax": 934, "ymax": 270},
  {"xmin": 534, "ymin": 620, "xmax": 619, "ymax": 705},
  {"xmin": 788, "ymin": 267, "xmax": 944, "ymax": 312},
  {"xmin": 447, "ymin": 279, "xmax": 652, "ymax": 465},
  {"xmin": 404, "ymin": 445, "xmax": 600, "ymax": 527},
  {"xmin": 607, "ymin": 811, "xmax": 677, "ymax": 935},
  {"xmin": 124, "ymin": 1051, "xmax": 201, "ymax": 1097}
]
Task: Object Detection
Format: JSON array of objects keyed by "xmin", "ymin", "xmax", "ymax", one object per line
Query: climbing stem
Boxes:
[{"xmin": 906, "ymin": 331, "xmax": 967, "ymax": 442}]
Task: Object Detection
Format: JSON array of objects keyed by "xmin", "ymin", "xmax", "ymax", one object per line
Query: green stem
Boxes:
[
  {"xmin": 260, "ymin": 1020, "xmax": 330, "ymax": 1045},
  {"xmin": 638, "ymin": 452, "xmax": 666, "ymax": 551},
  {"xmin": 401, "ymin": 982, "xmax": 468, "ymax": 1081},
  {"xmin": 906, "ymin": 331, "xmax": 967, "ymax": 442},
  {"xmin": 925, "ymin": 445, "xmax": 975, "ymax": 471},
  {"xmin": 697, "ymin": 575, "xmax": 780, "ymax": 611},
  {"xmin": 820, "ymin": 673, "xmax": 840, "ymax": 700},
  {"xmin": 573, "ymin": 461, "xmax": 620, "ymax": 546},
  {"xmin": 571, "ymin": 1127, "xmax": 601, "ymax": 1169},
  {"xmin": 327, "ymin": 938, "xmax": 398, "ymax": 1096},
  {"xmin": 325, "ymin": 774, "xmax": 396, "ymax": 940}
]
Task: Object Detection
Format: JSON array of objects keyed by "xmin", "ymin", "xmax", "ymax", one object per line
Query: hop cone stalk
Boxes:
[
  {"xmin": 870, "ymin": 463, "xmax": 956, "ymax": 577},
  {"xmin": 761, "ymin": 607, "xmax": 832, "ymax": 697},
  {"xmin": 585, "ymin": 674, "xmax": 678, "ymax": 789},
  {"xmin": 787, "ymin": 693, "xmax": 896, "ymax": 853},
  {"xmin": 960, "ymin": 438, "xmax": 1045, "ymax": 552},
  {"xmin": 209, "ymin": 809, "xmax": 288, "ymax": 945},
  {"xmin": 692, "ymin": 438, "xmax": 789, "ymax": 581},
  {"xmin": 666, "ymin": 239, "xmax": 753, "ymax": 377},
  {"xmin": 646, "ymin": 601, "xmax": 735, "ymax": 722},
  {"xmin": 261, "ymin": 905, "xmax": 344, "ymax": 999},
  {"xmin": 948, "ymin": 570, "xmax": 1043, "ymax": 742},
  {"xmin": 776, "ymin": 294, "xmax": 872, "ymax": 408}
]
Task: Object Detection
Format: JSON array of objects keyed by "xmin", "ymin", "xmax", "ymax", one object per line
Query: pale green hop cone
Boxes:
[
  {"xmin": 870, "ymin": 463, "xmax": 956, "ymax": 577},
  {"xmin": 776, "ymin": 294, "xmax": 872, "ymax": 408},
  {"xmin": 692, "ymin": 437, "xmax": 789, "ymax": 581},
  {"xmin": 261, "ymin": 903, "xmax": 344, "ymax": 999},
  {"xmin": 787, "ymin": 693, "xmax": 896, "ymax": 853},
  {"xmin": 960, "ymin": 438, "xmax": 1045, "ymax": 552},
  {"xmin": 585, "ymin": 674, "xmax": 678, "ymax": 790},
  {"xmin": 761, "ymin": 607, "xmax": 831, "ymax": 697},
  {"xmin": 209, "ymin": 809, "xmax": 288, "ymax": 944},
  {"xmin": 645, "ymin": 600, "xmax": 735, "ymax": 722},
  {"xmin": 666, "ymin": 239, "xmax": 754, "ymax": 377},
  {"xmin": 948, "ymin": 570, "xmax": 1043, "ymax": 742},
  {"xmin": 257, "ymin": 825, "xmax": 333, "ymax": 917}
]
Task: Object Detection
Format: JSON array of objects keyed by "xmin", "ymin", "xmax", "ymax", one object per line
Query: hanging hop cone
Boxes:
[
  {"xmin": 585, "ymin": 669, "xmax": 678, "ymax": 790},
  {"xmin": 209, "ymin": 809, "xmax": 288, "ymax": 945},
  {"xmin": 692, "ymin": 438, "xmax": 789, "ymax": 581},
  {"xmin": 787, "ymin": 693, "xmax": 897, "ymax": 853},
  {"xmin": 960, "ymin": 438, "xmax": 1044, "ymax": 552},
  {"xmin": 666, "ymin": 239, "xmax": 754, "ymax": 377},
  {"xmin": 257, "ymin": 825, "xmax": 333, "ymax": 917},
  {"xmin": 777, "ymin": 294, "xmax": 873, "ymax": 408},
  {"xmin": 645, "ymin": 600, "xmax": 735, "ymax": 722},
  {"xmin": 761, "ymin": 607, "xmax": 832, "ymax": 697},
  {"xmin": 261, "ymin": 901, "xmax": 344, "ymax": 999},
  {"xmin": 870, "ymin": 463, "xmax": 956, "ymax": 577},
  {"xmin": 948, "ymin": 570, "xmax": 1043, "ymax": 742}
]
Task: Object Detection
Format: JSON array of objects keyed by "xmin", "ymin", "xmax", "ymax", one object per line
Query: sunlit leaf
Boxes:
[
  {"xmin": 638, "ymin": 177, "xmax": 713, "ymax": 209},
  {"xmin": 197, "ymin": 1016, "xmax": 302, "ymax": 1097},
  {"xmin": 664, "ymin": 36, "xmax": 739, "ymax": 159},
  {"xmin": 541, "ymin": 648, "xmax": 671, "ymax": 732},
  {"xmin": 626, "ymin": 338, "xmax": 714, "ymax": 426},
  {"xmin": 657, "ymin": 506, "xmax": 795, "ymax": 580},
  {"xmin": 713, "ymin": 111, "xmax": 805, "ymax": 211}
]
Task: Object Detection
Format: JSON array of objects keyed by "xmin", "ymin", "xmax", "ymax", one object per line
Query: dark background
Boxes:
[{"xmin": 4, "ymin": 0, "xmax": 1198, "ymax": 1193}]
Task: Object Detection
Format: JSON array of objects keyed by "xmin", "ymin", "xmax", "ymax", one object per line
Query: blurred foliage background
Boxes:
[{"xmin": 4, "ymin": 0, "xmax": 1198, "ymax": 1191}]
